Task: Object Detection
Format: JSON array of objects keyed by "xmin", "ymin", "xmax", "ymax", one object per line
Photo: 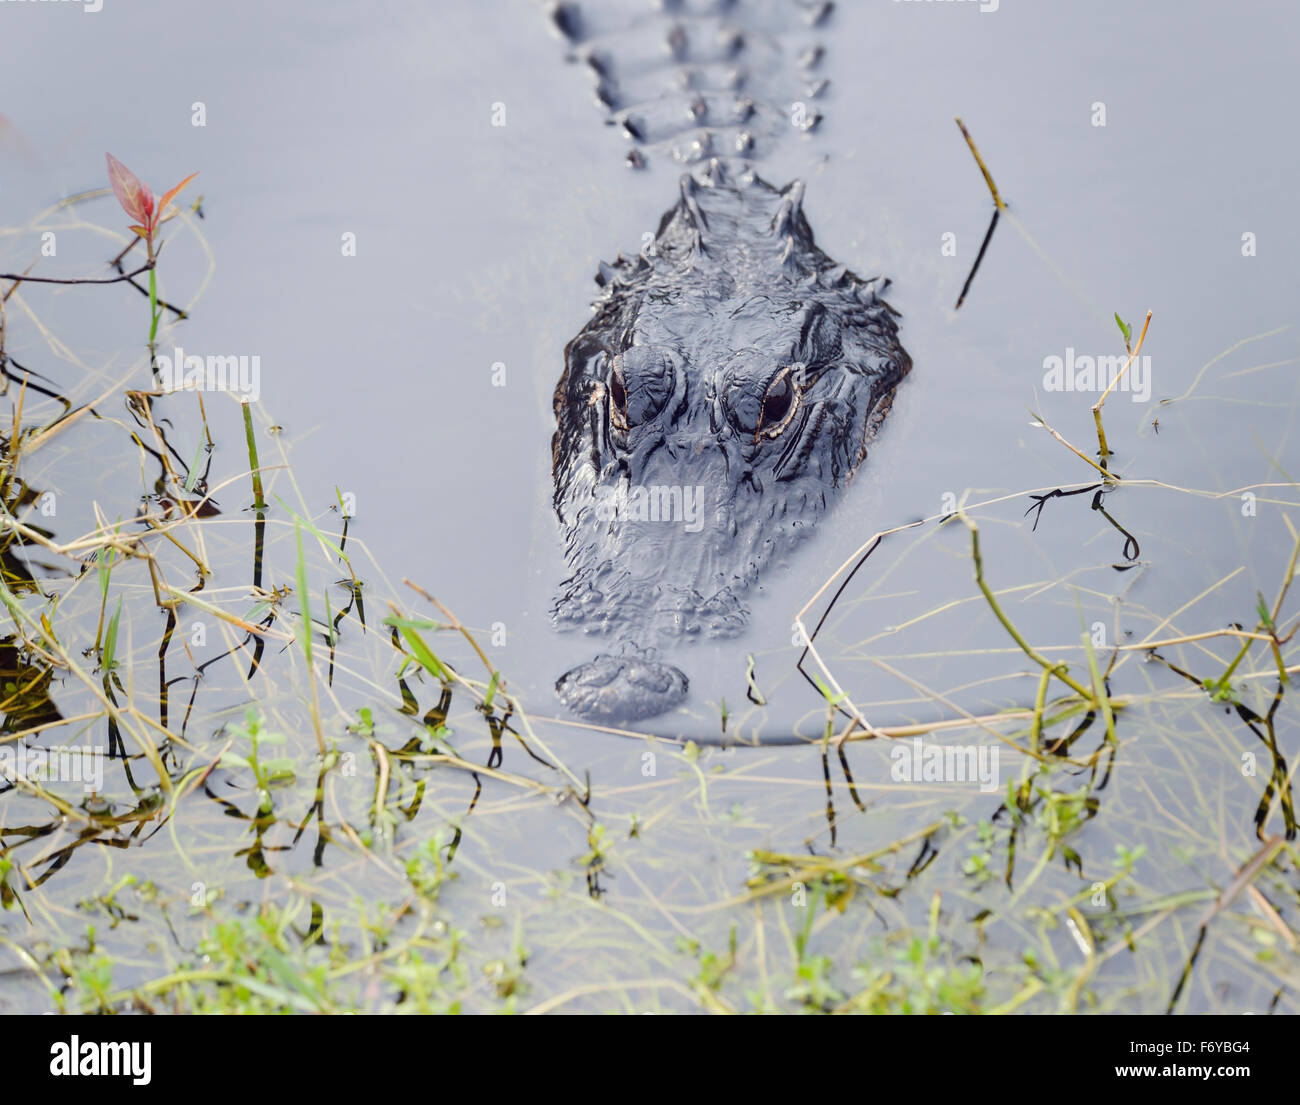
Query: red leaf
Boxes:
[
  {"xmin": 156, "ymin": 171, "xmax": 198, "ymax": 222},
  {"xmin": 105, "ymin": 153, "xmax": 155, "ymax": 230}
]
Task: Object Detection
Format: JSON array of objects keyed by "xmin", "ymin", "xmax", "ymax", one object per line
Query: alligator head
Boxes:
[{"xmin": 551, "ymin": 160, "xmax": 910, "ymax": 724}]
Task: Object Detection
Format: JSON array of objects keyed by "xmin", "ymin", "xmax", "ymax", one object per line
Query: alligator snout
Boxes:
[{"xmin": 555, "ymin": 652, "xmax": 688, "ymax": 724}]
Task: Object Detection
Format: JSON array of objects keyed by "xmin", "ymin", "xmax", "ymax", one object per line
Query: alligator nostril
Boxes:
[{"xmin": 556, "ymin": 653, "xmax": 689, "ymax": 722}]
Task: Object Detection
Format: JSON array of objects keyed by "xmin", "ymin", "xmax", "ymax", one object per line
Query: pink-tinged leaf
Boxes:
[
  {"xmin": 105, "ymin": 153, "xmax": 155, "ymax": 229},
  {"xmin": 155, "ymin": 171, "xmax": 198, "ymax": 221}
]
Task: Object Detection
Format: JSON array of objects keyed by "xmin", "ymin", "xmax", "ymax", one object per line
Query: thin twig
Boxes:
[{"xmin": 0, "ymin": 261, "xmax": 154, "ymax": 286}]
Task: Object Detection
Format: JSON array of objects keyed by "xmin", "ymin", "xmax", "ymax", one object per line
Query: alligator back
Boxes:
[{"xmin": 548, "ymin": 0, "xmax": 833, "ymax": 168}]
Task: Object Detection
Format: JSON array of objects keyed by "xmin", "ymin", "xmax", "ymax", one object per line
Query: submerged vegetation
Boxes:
[{"xmin": 0, "ymin": 150, "xmax": 1296, "ymax": 1015}]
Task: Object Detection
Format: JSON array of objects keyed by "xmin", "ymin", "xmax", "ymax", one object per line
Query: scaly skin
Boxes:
[{"xmin": 551, "ymin": 160, "xmax": 911, "ymax": 722}]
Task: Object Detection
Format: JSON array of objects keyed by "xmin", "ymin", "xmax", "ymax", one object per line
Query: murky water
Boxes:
[{"xmin": 0, "ymin": 0, "xmax": 1297, "ymax": 1013}]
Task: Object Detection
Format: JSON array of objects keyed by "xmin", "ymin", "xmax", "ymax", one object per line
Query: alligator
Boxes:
[{"xmin": 547, "ymin": 1, "xmax": 911, "ymax": 724}]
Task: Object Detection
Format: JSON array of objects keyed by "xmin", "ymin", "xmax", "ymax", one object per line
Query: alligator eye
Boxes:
[
  {"xmin": 756, "ymin": 369, "xmax": 798, "ymax": 438},
  {"xmin": 763, "ymin": 375, "xmax": 792, "ymax": 425},
  {"xmin": 608, "ymin": 348, "xmax": 675, "ymax": 430},
  {"xmin": 609, "ymin": 369, "xmax": 629, "ymax": 429}
]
